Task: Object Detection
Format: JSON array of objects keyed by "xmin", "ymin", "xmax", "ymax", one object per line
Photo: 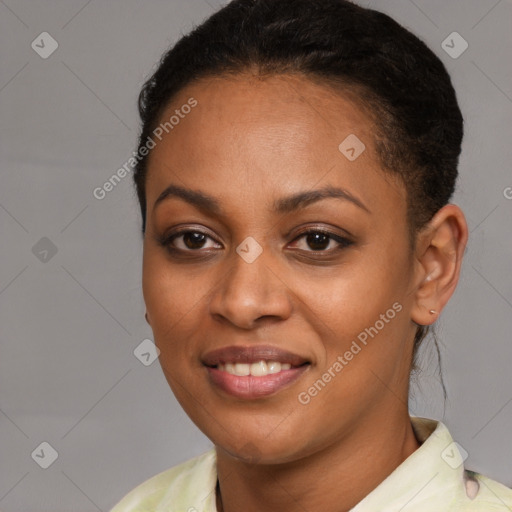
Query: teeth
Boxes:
[
  {"xmin": 231, "ymin": 363, "xmax": 250, "ymax": 376},
  {"xmin": 267, "ymin": 361, "xmax": 281, "ymax": 374},
  {"xmin": 250, "ymin": 360, "xmax": 268, "ymax": 376},
  {"xmin": 217, "ymin": 360, "xmax": 293, "ymax": 376}
]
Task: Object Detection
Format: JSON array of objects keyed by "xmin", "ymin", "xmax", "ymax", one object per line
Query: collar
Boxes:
[
  {"xmin": 350, "ymin": 416, "xmax": 472, "ymax": 511},
  {"xmin": 159, "ymin": 417, "xmax": 486, "ymax": 511}
]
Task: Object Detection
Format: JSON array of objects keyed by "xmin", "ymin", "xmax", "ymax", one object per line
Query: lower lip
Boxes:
[{"xmin": 206, "ymin": 365, "xmax": 310, "ymax": 399}]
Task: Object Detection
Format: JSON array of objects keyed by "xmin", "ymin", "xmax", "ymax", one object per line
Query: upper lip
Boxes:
[{"xmin": 202, "ymin": 345, "xmax": 310, "ymax": 367}]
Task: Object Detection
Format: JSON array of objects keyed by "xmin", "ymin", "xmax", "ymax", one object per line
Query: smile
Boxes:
[
  {"xmin": 202, "ymin": 345, "xmax": 311, "ymax": 399},
  {"xmin": 216, "ymin": 360, "xmax": 292, "ymax": 376}
]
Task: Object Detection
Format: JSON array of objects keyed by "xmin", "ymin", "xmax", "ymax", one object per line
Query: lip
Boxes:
[
  {"xmin": 206, "ymin": 365, "xmax": 310, "ymax": 399},
  {"xmin": 202, "ymin": 345, "xmax": 310, "ymax": 400}
]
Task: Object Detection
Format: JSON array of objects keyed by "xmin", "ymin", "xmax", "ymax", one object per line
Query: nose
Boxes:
[{"xmin": 208, "ymin": 241, "xmax": 293, "ymax": 330}]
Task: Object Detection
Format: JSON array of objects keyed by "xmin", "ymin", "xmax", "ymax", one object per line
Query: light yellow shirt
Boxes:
[{"xmin": 110, "ymin": 416, "xmax": 512, "ymax": 511}]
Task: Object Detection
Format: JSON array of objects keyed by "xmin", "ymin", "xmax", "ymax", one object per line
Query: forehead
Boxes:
[
  {"xmin": 144, "ymin": 73, "xmax": 405, "ymax": 218},
  {"xmin": 151, "ymin": 72, "xmax": 376, "ymax": 162}
]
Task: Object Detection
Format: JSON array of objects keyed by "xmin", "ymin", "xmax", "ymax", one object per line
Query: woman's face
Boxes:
[{"xmin": 142, "ymin": 73, "xmax": 420, "ymax": 463}]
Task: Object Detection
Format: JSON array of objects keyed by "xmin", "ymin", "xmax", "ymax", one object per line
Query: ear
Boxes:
[
  {"xmin": 145, "ymin": 311, "xmax": 151, "ymax": 326},
  {"xmin": 410, "ymin": 204, "xmax": 468, "ymax": 326}
]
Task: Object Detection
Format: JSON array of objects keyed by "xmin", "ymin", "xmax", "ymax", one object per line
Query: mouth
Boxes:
[
  {"xmin": 215, "ymin": 360, "xmax": 299, "ymax": 376},
  {"xmin": 202, "ymin": 345, "xmax": 311, "ymax": 399}
]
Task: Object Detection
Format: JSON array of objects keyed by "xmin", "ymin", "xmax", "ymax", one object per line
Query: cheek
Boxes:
[
  {"xmin": 142, "ymin": 249, "xmax": 205, "ymax": 362},
  {"xmin": 296, "ymin": 249, "xmax": 412, "ymax": 392},
  {"xmin": 303, "ymin": 252, "xmax": 406, "ymax": 334},
  {"xmin": 143, "ymin": 248, "xmax": 199, "ymax": 317}
]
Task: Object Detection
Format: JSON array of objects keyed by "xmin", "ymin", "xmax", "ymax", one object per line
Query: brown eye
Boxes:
[
  {"xmin": 180, "ymin": 232, "xmax": 208, "ymax": 249},
  {"xmin": 160, "ymin": 229, "xmax": 221, "ymax": 252},
  {"xmin": 290, "ymin": 229, "xmax": 353, "ymax": 253},
  {"xmin": 304, "ymin": 232, "xmax": 330, "ymax": 251}
]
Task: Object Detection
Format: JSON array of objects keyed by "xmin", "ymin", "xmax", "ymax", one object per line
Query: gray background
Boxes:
[{"xmin": 1, "ymin": 0, "xmax": 511, "ymax": 510}]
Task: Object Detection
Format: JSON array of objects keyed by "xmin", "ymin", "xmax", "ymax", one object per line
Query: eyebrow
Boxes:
[{"xmin": 152, "ymin": 183, "xmax": 371, "ymax": 215}]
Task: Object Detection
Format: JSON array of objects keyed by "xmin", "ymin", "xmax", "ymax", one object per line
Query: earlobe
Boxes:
[
  {"xmin": 410, "ymin": 204, "xmax": 468, "ymax": 326},
  {"xmin": 145, "ymin": 312, "xmax": 151, "ymax": 325}
]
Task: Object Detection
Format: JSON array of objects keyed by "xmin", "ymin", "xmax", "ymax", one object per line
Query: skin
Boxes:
[{"xmin": 141, "ymin": 73, "xmax": 468, "ymax": 512}]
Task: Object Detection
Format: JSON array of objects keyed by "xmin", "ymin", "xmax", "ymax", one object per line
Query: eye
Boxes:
[
  {"xmin": 289, "ymin": 229, "xmax": 353, "ymax": 253},
  {"xmin": 159, "ymin": 229, "xmax": 221, "ymax": 252},
  {"xmin": 156, "ymin": 227, "xmax": 353, "ymax": 256}
]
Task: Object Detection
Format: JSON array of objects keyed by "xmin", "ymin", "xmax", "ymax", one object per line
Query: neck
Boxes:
[{"xmin": 215, "ymin": 411, "xmax": 420, "ymax": 512}]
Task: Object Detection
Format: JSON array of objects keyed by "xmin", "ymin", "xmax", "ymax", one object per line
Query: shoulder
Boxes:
[
  {"xmin": 459, "ymin": 469, "xmax": 512, "ymax": 511},
  {"xmin": 109, "ymin": 448, "xmax": 217, "ymax": 512}
]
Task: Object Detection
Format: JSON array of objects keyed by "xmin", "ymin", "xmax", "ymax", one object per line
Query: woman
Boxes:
[{"xmin": 111, "ymin": 0, "xmax": 512, "ymax": 510}]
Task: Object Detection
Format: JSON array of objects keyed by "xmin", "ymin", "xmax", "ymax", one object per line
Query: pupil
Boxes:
[
  {"xmin": 307, "ymin": 233, "xmax": 328, "ymax": 250},
  {"xmin": 184, "ymin": 232, "xmax": 206, "ymax": 249}
]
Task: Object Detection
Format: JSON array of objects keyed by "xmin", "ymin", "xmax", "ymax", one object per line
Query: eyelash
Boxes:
[{"xmin": 157, "ymin": 228, "xmax": 353, "ymax": 257}]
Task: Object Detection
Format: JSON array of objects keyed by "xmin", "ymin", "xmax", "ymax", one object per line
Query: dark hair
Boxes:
[{"xmin": 133, "ymin": 0, "xmax": 463, "ymax": 382}]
